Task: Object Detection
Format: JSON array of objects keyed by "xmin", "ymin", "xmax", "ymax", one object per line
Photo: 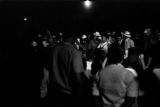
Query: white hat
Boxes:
[
  {"xmin": 93, "ymin": 31, "xmax": 101, "ymax": 37},
  {"xmin": 82, "ymin": 35, "xmax": 87, "ymax": 39},
  {"xmin": 123, "ymin": 31, "xmax": 131, "ymax": 38}
]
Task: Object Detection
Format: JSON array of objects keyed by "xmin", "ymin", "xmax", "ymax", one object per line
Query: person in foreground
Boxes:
[
  {"xmin": 96, "ymin": 44, "xmax": 138, "ymax": 107},
  {"xmin": 47, "ymin": 31, "xmax": 85, "ymax": 107}
]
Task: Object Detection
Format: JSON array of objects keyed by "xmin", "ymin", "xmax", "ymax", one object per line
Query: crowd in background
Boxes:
[{"xmin": 30, "ymin": 27, "xmax": 160, "ymax": 107}]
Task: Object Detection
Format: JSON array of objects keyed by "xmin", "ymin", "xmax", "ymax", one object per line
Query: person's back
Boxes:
[
  {"xmin": 48, "ymin": 34, "xmax": 84, "ymax": 107},
  {"xmin": 99, "ymin": 64, "xmax": 135, "ymax": 107},
  {"xmin": 51, "ymin": 42, "xmax": 77, "ymax": 94},
  {"xmin": 97, "ymin": 44, "xmax": 138, "ymax": 107}
]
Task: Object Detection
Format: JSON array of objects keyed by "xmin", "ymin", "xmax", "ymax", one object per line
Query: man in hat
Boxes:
[
  {"xmin": 122, "ymin": 31, "xmax": 135, "ymax": 59},
  {"xmin": 87, "ymin": 31, "xmax": 102, "ymax": 60},
  {"xmin": 93, "ymin": 31, "xmax": 102, "ymax": 40}
]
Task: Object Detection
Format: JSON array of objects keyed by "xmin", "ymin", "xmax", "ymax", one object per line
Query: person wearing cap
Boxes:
[{"xmin": 122, "ymin": 31, "xmax": 135, "ymax": 59}]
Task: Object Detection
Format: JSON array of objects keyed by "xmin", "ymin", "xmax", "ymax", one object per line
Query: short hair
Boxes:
[{"xmin": 107, "ymin": 44, "xmax": 125, "ymax": 64}]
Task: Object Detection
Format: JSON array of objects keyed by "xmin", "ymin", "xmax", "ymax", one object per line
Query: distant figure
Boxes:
[
  {"xmin": 87, "ymin": 31, "xmax": 101, "ymax": 61},
  {"xmin": 47, "ymin": 32, "xmax": 85, "ymax": 107},
  {"xmin": 141, "ymin": 28, "xmax": 154, "ymax": 70},
  {"xmin": 143, "ymin": 30, "xmax": 160, "ymax": 107},
  {"xmin": 122, "ymin": 31, "xmax": 135, "ymax": 59}
]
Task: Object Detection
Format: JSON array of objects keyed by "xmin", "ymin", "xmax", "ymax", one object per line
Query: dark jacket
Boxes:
[{"xmin": 50, "ymin": 42, "xmax": 84, "ymax": 95}]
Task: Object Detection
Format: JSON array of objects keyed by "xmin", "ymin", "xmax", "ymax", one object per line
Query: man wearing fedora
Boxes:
[
  {"xmin": 122, "ymin": 31, "xmax": 135, "ymax": 59},
  {"xmin": 87, "ymin": 31, "xmax": 102, "ymax": 61}
]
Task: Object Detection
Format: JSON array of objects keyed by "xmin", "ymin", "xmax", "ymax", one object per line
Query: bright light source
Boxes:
[
  {"xmin": 24, "ymin": 17, "xmax": 27, "ymax": 21},
  {"xmin": 84, "ymin": 0, "xmax": 92, "ymax": 8}
]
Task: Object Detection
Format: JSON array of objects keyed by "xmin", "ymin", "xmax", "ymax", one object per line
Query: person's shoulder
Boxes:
[
  {"xmin": 153, "ymin": 68, "xmax": 160, "ymax": 81},
  {"xmin": 123, "ymin": 68, "xmax": 135, "ymax": 83},
  {"xmin": 101, "ymin": 64, "xmax": 124, "ymax": 73},
  {"xmin": 126, "ymin": 68, "xmax": 138, "ymax": 77},
  {"xmin": 113, "ymin": 64, "xmax": 126, "ymax": 71}
]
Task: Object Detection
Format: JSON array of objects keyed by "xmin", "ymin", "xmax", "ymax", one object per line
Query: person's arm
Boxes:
[
  {"xmin": 72, "ymin": 51, "xmax": 85, "ymax": 96},
  {"xmin": 139, "ymin": 54, "xmax": 146, "ymax": 70},
  {"xmin": 124, "ymin": 49, "xmax": 128, "ymax": 59},
  {"xmin": 102, "ymin": 57, "xmax": 108, "ymax": 68},
  {"xmin": 122, "ymin": 72, "xmax": 139, "ymax": 107},
  {"xmin": 124, "ymin": 40, "xmax": 129, "ymax": 59},
  {"xmin": 72, "ymin": 50, "xmax": 86, "ymax": 107},
  {"xmin": 131, "ymin": 39, "xmax": 135, "ymax": 48},
  {"xmin": 146, "ymin": 57, "xmax": 152, "ymax": 69}
]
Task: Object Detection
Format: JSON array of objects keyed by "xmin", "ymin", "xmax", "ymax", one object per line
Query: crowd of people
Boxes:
[{"xmin": 31, "ymin": 27, "xmax": 160, "ymax": 107}]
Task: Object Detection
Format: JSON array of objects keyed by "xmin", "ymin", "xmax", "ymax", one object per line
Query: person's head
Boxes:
[
  {"xmin": 63, "ymin": 30, "xmax": 77, "ymax": 45},
  {"xmin": 123, "ymin": 31, "xmax": 131, "ymax": 38},
  {"xmin": 155, "ymin": 30, "xmax": 160, "ymax": 40},
  {"xmin": 93, "ymin": 31, "xmax": 101, "ymax": 40},
  {"xmin": 114, "ymin": 32, "xmax": 122, "ymax": 42},
  {"xmin": 144, "ymin": 28, "xmax": 152, "ymax": 37},
  {"xmin": 107, "ymin": 44, "xmax": 125, "ymax": 64}
]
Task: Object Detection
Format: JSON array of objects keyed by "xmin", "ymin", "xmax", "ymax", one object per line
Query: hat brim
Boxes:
[{"xmin": 124, "ymin": 34, "xmax": 131, "ymax": 37}]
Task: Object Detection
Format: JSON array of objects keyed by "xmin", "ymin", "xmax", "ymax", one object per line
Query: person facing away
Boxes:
[
  {"xmin": 96, "ymin": 44, "xmax": 138, "ymax": 107},
  {"xmin": 47, "ymin": 31, "xmax": 85, "ymax": 107}
]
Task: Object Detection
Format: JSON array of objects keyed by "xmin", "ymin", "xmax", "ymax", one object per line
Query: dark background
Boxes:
[
  {"xmin": 1, "ymin": 0, "xmax": 160, "ymax": 33},
  {"xmin": 1, "ymin": 0, "xmax": 160, "ymax": 106}
]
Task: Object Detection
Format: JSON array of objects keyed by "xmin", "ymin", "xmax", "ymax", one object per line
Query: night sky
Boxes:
[
  {"xmin": 1, "ymin": 0, "xmax": 160, "ymax": 52},
  {"xmin": 1, "ymin": 0, "xmax": 160, "ymax": 34}
]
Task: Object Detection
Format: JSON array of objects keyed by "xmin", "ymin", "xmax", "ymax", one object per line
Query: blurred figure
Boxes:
[
  {"xmin": 142, "ymin": 29, "xmax": 160, "ymax": 107},
  {"xmin": 141, "ymin": 28, "xmax": 153, "ymax": 70},
  {"xmin": 124, "ymin": 47, "xmax": 145, "ymax": 107},
  {"xmin": 91, "ymin": 48, "xmax": 107, "ymax": 107},
  {"xmin": 122, "ymin": 31, "xmax": 135, "ymax": 59},
  {"xmin": 97, "ymin": 34, "xmax": 110, "ymax": 53},
  {"xmin": 47, "ymin": 32, "xmax": 85, "ymax": 107},
  {"xmin": 94, "ymin": 44, "xmax": 138, "ymax": 107},
  {"xmin": 87, "ymin": 31, "xmax": 101, "ymax": 61}
]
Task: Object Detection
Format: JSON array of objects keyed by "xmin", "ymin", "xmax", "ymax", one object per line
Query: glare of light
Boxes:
[
  {"xmin": 24, "ymin": 17, "xmax": 27, "ymax": 21},
  {"xmin": 84, "ymin": 0, "xmax": 92, "ymax": 8}
]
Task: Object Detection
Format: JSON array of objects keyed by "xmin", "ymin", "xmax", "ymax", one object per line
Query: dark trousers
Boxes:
[{"xmin": 42, "ymin": 89, "xmax": 76, "ymax": 107}]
